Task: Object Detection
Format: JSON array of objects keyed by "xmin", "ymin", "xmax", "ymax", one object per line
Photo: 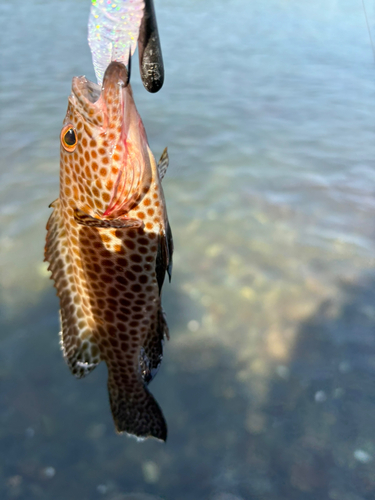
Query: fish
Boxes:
[{"xmin": 45, "ymin": 61, "xmax": 173, "ymax": 441}]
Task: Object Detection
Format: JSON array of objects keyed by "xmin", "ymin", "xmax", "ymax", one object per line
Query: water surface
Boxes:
[{"xmin": 0, "ymin": 1, "xmax": 375, "ymax": 499}]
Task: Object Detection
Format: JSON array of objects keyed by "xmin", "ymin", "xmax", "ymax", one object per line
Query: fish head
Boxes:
[{"xmin": 60, "ymin": 61, "xmax": 152, "ymax": 218}]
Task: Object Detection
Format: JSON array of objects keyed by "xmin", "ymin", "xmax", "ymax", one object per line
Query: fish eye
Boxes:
[{"xmin": 61, "ymin": 125, "xmax": 78, "ymax": 152}]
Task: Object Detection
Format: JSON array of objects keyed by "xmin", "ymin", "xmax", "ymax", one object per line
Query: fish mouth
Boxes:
[
  {"xmin": 77, "ymin": 78, "xmax": 101, "ymax": 103},
  {"xmin": 102, "ymin": 61, "xmax": 130, "ymax": 93},
  {"xmin": 71, "ymin": 75, "xmax": 104, "ymax": 127},
  {"xmin": 71, "ymin": 63, "xmax": 130, "ymax": 138},
  {"xmin": 72, "ymin": 62, "xmax": 129, "ymax": 108}
]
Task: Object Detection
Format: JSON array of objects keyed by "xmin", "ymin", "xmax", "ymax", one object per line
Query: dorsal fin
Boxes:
[{"xmin": 157, "ymin": 147, "xmax": 169, "ymax": 181}]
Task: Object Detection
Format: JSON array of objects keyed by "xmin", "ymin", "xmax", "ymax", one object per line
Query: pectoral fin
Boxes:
[{"xmin": 74, "ymin": 208, "xmax": 142, "ymax": 229}]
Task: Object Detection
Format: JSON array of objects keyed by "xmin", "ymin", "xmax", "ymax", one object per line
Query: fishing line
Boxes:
[{"xmin": 362, "ymin": 0, "xmax": 375, "ymax": 63}]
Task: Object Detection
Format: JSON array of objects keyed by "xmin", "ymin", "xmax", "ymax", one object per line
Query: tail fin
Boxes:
[{"xmin": 108, "ymin": 378, "xmax": 167, "ymax": 441}]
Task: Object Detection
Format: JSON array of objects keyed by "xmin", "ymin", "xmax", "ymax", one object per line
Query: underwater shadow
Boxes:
[
  {"xmin": 2, "ymin": 269, "xmax": 375, "ymax": 500},
  {"xmin": 0, "ymin": 267, "xmax": 253, "ymax": 500},
  {"xmin": 261, "ymin": 273, "xmax": 375, "ymax": 500},
  {"xmin": 0, "ymin": 259, "xmax": 277, "ymax": 500}
]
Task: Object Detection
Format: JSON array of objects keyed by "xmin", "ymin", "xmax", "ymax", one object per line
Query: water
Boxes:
[{"xmin": 1, "ymin": 0, "xmax": 375, "ymax": 498}]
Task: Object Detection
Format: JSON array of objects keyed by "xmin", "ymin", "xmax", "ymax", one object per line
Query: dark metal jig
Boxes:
[{"xmin": 138, "ymin": 0, "xmax": 164, "ymax": 93}]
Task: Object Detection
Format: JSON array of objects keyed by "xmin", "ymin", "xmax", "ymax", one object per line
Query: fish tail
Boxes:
[{"xmin": 107, "ymin": 371, "xmax": 167, "ymax": 441}]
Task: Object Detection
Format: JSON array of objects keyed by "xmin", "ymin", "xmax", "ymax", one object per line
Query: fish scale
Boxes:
[{"xmin": 45, "ymin": 62, "xmax": 172, "ymax": 441}]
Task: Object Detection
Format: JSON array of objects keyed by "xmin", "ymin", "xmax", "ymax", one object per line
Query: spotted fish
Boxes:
[{"xmin": 45, "ymin": 61, "xmax": 173, "ymax": 441}]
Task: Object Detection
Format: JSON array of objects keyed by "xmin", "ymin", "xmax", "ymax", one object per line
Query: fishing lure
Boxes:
[{"xmin": 88, "ymin": 0, "xmax": 164, "ymax": 92}]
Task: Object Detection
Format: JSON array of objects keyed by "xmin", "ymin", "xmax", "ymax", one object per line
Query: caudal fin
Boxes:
[{"xmin": 108, "ymin": 378, "xmax": 167, "ymax": 441}]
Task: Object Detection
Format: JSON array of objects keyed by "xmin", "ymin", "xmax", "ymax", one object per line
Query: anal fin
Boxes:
[
  {"xmin": 139, "ymin": 306, "xmax": 169, "ymax": 385},
  {"xmin": 165, "ymin": 219, "xmax": 173, "ymax": 281}
]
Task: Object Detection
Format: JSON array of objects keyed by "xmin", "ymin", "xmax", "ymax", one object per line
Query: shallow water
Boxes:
[{"xmin": 1, "ymin": 0, "xmax": 375, "ymax": 499}]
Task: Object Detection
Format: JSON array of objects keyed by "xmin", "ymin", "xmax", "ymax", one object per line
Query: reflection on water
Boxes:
[{"xmin": 1, "ymin": 0, "xmax": 375, "ymax": 499}]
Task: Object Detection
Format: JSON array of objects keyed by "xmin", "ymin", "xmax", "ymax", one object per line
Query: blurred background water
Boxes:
[{"xmin": 1, "ymin": 0, "xmax": 375, "ymax": 499}]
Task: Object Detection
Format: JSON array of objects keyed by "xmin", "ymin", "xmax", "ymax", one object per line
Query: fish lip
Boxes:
[
  {"xmin": 70, "ymin": 62, "xmax": 129, "ymax": 115},
  {"xmin": 72, "ymin": 76, "xmax": 101, "ymax": 104},
  {"xmin": 102, "ymin": 61, "xmax": 130, "ymax": 90},
  {"xmin": 70, "ymin": 76, "xmax": 106, "ymax": 128}
]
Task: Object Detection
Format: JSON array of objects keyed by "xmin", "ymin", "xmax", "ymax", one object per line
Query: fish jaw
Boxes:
[
  {"xmin": 70, "ymin": 76, "xmax": 106, "ymax": 128},
  {"xmin": 62, "ymin": 62, "xmax": 152, "ymax": 221}
]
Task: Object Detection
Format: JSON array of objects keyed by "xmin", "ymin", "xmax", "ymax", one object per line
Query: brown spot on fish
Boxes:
[
  {"xmin": 130, "ymin": 254, "xmax": 142, "ymax": 263},
  {"xmin": 124, "ymin": 240, "xmax": 136, "ymax": 250}
]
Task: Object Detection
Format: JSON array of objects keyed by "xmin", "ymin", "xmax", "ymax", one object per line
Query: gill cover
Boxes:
[{"xmin": 101, "ymin": 62, "xmax": 152, "ymax": 218}]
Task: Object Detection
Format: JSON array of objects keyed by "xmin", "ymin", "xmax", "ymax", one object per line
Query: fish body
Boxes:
[{"xmin": 45, "ymin": 62, "xmax": 172, "ymax": 441}]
